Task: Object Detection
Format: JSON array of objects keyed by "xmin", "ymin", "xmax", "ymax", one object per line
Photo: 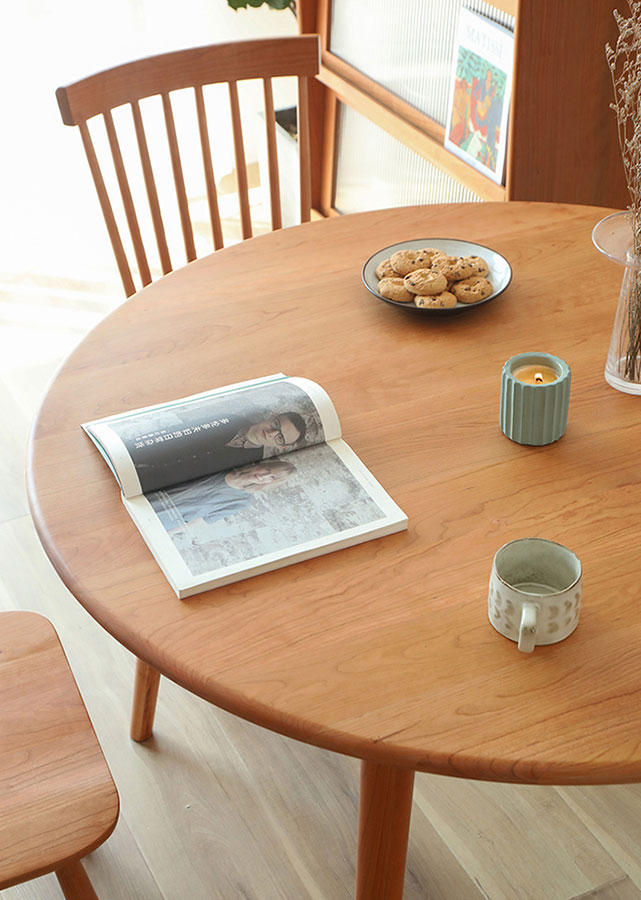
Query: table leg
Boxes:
[
  {"xmin": 55, "ymin": 859, "xmax": 99, "ymax": 899},
  {"xmin": 130, "ymin": 658, "xmax": 160, "ymax": 741},
  {"xmin": 355, "ymin": 760, "xmax": 415, "ymax": 900}
]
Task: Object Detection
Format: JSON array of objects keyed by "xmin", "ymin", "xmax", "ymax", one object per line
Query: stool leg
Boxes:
[
  {"xmin": 130, "ymin": 658, "xmax": 160, "ymax": 741},
  {"xmin": 355, "ymin": 760, "xmax": 415, "ymax": 900},
  {"xmin": 55, "ymin": 859, "xmax": 99, "ymax": 900}
]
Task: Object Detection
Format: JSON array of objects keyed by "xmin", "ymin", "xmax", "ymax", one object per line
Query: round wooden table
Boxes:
[{"xmin": 28, "ymin": 202, "xmax": 641, "ymax": 899}]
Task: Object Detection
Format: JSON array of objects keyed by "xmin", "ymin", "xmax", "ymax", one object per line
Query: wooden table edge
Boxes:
[{"xmin": 25, "ymin": 201, "xmax": 641, "ymax": 787}]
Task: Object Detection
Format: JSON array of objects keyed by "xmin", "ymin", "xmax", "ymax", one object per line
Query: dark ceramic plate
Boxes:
[{"xmin": 362, "ymin": 238, "xmax": 512, "ymax": 315}]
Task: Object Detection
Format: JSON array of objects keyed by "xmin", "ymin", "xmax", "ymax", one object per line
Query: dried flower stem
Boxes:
[{"xmin": 607, "ymin": 1, "xmax": 641, "ymax": 380}]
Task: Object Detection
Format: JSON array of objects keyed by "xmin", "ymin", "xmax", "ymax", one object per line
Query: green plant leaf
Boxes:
[{"xmin": 226, "ymin": 0, "xmax": 294, "ymax": 8}]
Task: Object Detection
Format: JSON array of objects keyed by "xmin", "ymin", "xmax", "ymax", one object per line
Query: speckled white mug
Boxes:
[{"xmin": 488, "ymin": 538, "xmax": 582, "ymax": 652}]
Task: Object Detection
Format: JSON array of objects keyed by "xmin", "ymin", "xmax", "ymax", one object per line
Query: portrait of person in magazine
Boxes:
[
  {"xmin": 149, "ymin": 458, "xmax": 296, "ymax": 535},
  {"xmin": 132, "ymin": 407, "xmax": 307, "ymax": 493},
  {"xmin": 146, "ymin": 441, "xmax": 394, "ymax": 579}
]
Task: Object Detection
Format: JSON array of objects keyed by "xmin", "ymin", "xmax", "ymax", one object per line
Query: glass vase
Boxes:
[{"xmin": 593, "ymin": 210, "xmax": 641, "ymax": 395}]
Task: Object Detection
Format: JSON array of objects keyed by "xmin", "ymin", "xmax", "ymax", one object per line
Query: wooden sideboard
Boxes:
[{"xmin": 298, "ymin": 0, "xmax": 629, "ymax": 215}]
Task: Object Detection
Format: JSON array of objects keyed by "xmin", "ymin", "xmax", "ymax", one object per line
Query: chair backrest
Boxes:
[{"xmin": 56, "ymin": 35, "xmax": 320, "ymax": 297}]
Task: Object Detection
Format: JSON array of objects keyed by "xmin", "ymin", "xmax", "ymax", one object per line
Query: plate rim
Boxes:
[{"xmin": 361, "ymin": 237, "xmax": 513, "ymax": 315}]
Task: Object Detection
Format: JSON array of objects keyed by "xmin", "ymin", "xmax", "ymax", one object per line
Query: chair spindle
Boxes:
[
  {"xmin": 103, "ymin": 110, "xmax": 152, "ymax": 287},
  {"xmin": 194, "ymin": 85, "xmax": 224, "ymax": 251},
  {"xmin": 161, "ymin": 91, "xmax": 197, "ymax": 263},
  {"xmin": 262, "ymin": 77, "xmax": 282, "ymax": 232},
  {"xmin": 228, "ymin": 80, "xmax": 252, "ymax": 241},
  {"xmin": 131, "ymin": 100, "xmax": 173, "ymax": 276},
  {"xmin": 297, "ymin": 75, "xmax": 311, "ymax": 224},
  {"xmin": 78, "ymin": 121, "xmax": 136, "ymax": 297}
]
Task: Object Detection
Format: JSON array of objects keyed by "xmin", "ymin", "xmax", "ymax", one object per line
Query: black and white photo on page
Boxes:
[
  {"xmin": 83, "ymin": 375, "xmax": 340, "ymax": 496},
  {"xmin": 143, "ymin": 441, "xmax": 389, "ymax": 578}
]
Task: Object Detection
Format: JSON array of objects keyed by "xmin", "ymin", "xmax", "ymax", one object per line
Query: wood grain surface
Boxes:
[
  {"xmin": 508, "ymin": 2, "xmax": 628, "ymax": 207},
  {"xmin": 0, "ymin": 611, "xmax": 118, "ymax": 889},
  {"xmin": 27, "ymin": 201, "xmax": 641, "ymax": 786}
]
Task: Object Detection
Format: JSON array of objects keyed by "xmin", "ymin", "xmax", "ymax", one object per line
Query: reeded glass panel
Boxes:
[
  {"xmin": 330, "ymin": 0, "xmax": 515, "ymax": 126},
  {"xmin": 334, "ymin": 104, "xmax": 481, "ymax": 215}
]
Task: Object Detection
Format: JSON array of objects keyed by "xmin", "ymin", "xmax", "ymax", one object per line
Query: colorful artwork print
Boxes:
[
  {"xmin": 444, "ymin": 8, "xmax": 514, "ymax": 186},
  {"xmin": 448, "ymin": 50, "xmax": 507, "ymax": 175}
]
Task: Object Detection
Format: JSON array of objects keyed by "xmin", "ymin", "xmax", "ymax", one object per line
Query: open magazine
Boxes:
[{"xmin": 82, "ymin": 374, "xmax": 408, "ymax": 598}]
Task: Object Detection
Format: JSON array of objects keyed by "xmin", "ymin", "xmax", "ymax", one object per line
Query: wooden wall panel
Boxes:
[{"xmin": 507, "ymin": 0, "xmax": 629, "ymax": 207}]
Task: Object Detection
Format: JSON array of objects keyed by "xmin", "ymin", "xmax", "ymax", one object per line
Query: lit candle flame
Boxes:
[{"xmin": 513, "ymin": 364, "xmax": 559, "ymax": 384}]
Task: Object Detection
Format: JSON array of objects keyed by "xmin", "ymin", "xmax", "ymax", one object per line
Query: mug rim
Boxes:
[{"xmin": 493, "ymin": 537, "xmax": 582, "ymax": 596}]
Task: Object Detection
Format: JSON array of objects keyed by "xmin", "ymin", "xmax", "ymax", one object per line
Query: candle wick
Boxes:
[{"xmin": 534, "ymin": 372, "xmax": 544, "ymax": 383}]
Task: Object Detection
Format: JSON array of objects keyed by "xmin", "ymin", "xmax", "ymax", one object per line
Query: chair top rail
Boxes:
[{"xmin": 56, "ymin": 35, "xmax": 320, "ymax": 125}]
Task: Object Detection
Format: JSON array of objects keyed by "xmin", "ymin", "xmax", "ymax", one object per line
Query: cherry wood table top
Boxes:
[{"xmin": 28, "ymin": 201, "xmax": 641, "ymax": 786}]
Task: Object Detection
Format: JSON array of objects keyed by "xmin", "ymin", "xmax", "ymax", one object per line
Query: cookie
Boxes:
[
  {"xmin": 403, "ymin": 269, "xmax": 448, "ymax": 296},
  {"xmin": 375, "ymin": 258, "xmax": 397, "ymax": 280},
  {"xmin": 422, "ymin": 247, "xmax": 449, "ymax": 265},
  {"xmin": 377, "ymin": 277, "xmax": 414, "ymax": 303},
  {"xmin": 389, "ymin": 248, "xmax": 436, "ymax": 276},
  {"xmin": 414, "ymin": 291, "xmax": 458, "ymax": 309},
  {"xmin": 370, "ymin": 246, "xmax": 492, "ymax": 305},
  {"xmin": 451, "ymin": 276, "xmax": 493, "ymax": 304},
  {"xmin": 431, "ymin": 255, "xmax": 479, "ymax": 282},
  {"xmin": 464, "ymin": 255, "xmax": 490, "ymax": 277}
]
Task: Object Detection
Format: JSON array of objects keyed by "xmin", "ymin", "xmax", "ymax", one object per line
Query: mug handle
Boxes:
[{"xmin": 518, "ymin": 601, "xmax": 538, "ymax": 653}]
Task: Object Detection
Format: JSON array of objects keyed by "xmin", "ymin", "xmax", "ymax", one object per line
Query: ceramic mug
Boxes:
[{"xmin": 488, "ymin": 538, "xmax": 582, "ymax": 652}]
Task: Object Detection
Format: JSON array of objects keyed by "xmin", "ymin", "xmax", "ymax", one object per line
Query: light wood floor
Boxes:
[{"xmin": 4, "ymin": 4, "xmax": 641, "ymax": 900}]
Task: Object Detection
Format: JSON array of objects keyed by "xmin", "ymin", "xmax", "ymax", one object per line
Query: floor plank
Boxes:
[
  {"xmin": 559, "ymin": 785, "xmax": 641, "ymax": 892},
  {"xmin": 573, "ymin": 875, "xmax": 641, "ymax": 899},
  {"xmin": 412, "ymin": 777, "xmax": 625, "ymax": 900}
]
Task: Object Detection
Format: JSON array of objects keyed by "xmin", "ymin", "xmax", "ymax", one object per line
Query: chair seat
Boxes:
[{"xmin": 0, "ymin": 611, "xmax": 119, "ymax": 890}]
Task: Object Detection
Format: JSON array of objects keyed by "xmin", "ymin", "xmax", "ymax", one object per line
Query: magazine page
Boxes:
[
  {"xmin": 443, "ymin": 7, "xmax": 514, "ymax": 186},
  {"xmin": 82, "ymin": 374, "xmax": 342, "ymax": 498},
  {"xmin": 123, "ymin": 438, "xmax": 408, "ymax": 598}
]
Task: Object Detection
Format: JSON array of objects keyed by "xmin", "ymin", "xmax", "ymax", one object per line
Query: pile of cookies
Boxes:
[{"xmin": 376, "ymin": 247, "xmax": 493, "ymax": 308}]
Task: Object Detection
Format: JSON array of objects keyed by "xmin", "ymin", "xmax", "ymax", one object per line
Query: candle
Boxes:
[
  {"xmin": 512, "ymin": 364, "xmax": 559, "ymax": 385},
  {"xmin": 500, "ymin": 352, "xmax": 571, "ymax": 446}
]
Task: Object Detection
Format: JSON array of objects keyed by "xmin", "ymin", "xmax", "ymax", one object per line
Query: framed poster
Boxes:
[{"xmin": 444, "ymin": 7, "xmax": 514, "ymax": 185}]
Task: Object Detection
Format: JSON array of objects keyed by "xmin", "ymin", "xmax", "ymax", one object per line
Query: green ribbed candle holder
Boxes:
[{"xmin": 500, "ymin": 352, "xmax": 571, "ymax": 446}]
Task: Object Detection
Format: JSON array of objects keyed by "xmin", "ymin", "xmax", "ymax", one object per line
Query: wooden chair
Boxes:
[
  {"xmin": 56, "ymin": 36, "xmax": 320, "ymax": 297},
  {"xmin": 0, "ymin": 611, "xmax": 119, "ymax": 899}
]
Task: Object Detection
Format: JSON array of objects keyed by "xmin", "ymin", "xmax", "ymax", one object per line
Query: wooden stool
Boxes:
[{"xmin": 0, "ymin": 611, "xmax": 119, "ymax": 898}]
